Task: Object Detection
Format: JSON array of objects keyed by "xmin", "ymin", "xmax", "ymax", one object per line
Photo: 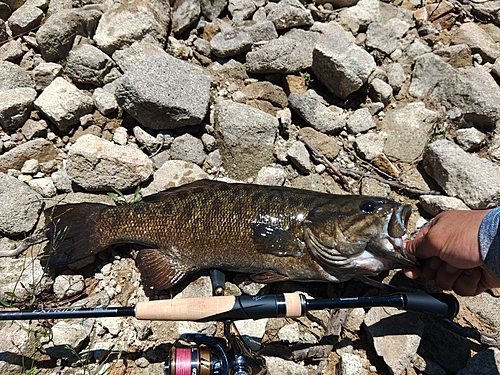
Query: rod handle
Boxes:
[
  {"xmin": 135, "ymin": 293, "xmax": 304, "ymax": 321},
  {"xmin": 402, "ymin": 293, "xmax": 459, "ymax": 318}
]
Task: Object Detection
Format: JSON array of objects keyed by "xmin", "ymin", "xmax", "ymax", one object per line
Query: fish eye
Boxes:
[{"xmin": 360, "ymin": 200, "xmax": 377, "ymax": 214}]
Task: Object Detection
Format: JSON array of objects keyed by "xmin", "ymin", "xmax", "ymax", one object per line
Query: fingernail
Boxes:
[
  {"xmin": 445, "ymin": 264, "xmax": 460, "ymax": 274},
  {"xmin": 428, "ymin": 257, "xmax": 442, "ymax": 270}
]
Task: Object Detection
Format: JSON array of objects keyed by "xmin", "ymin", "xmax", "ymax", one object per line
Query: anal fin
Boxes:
[{"xmin": 136, "ymin": 249, "xmax": 192, "ymax": 290}]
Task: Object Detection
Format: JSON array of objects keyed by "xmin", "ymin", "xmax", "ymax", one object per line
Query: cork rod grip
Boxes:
[
  {"xmin": 283, "ymin": 292, "xmax": 304, "ymax": 318},
  {"xmin": 135, "ymin": 296, "xmax": 237, "ymax": 321}
]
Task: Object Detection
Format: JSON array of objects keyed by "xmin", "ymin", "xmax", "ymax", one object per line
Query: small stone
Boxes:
[
  {"xmin": 32, "ymin": 62, "xmax": 63, "ymax": 91},
  {"xmin": 0, "ymin": 39, "xmax": 23, "ymax": 61},
  {"xmin": 267, "ymin": 0, "xmax": 313, "ymax": 30},
  {"xmin": 53, "ymin": 274, "xmax": 85, "ymax": 300},
  {"xmin": 278, "ymin": 322, "xmax": 301, "ymax": 343},
  {"xmin": 170, "ymin": 133, "xmax": 206, "ymax": 166},
  {"xmin": 347, "ymin": 107, "xmax": 376, "ymax": 134},
  {"xmin": 113, "ymin": 127, "xmax": 128, "ymax": 145},
  {"xmin": 287, "ymin": 140, "xmax": 311, "ymax": 173},
  {"xmin": 337, "ymin": 353, "xmax": 364, "ymax": 375},
  {"xmin": 455, "ymin": 127, "xmax": 486, "ymax": 151},
  {"xmin": 255, "ymin": 165, "xmax": 287, "ymax": 186},
  {"xmin": 370, "ymin": 78, "xmax": 393, "ymax": 106},
  {"xmin": 354, "ymin": 132, "xmax": 386, "ymax": 161},
  {"xmin": 93, "ymin": 87, "xmax": 118, "ymax": 115},
  {"xmin": 21, "ymin": 159, "xmax": 39, "ymax": 174},
  {"xmin": 28, "ymin": 177, "xmax": 57, "ymax": 197},
  {"xmin": 201, "ymin": 133, "xmax": 217, "ymax": 152},
  {"xmin": 21, "ymin": 119, "xmax": 48, "ymax": 140}
]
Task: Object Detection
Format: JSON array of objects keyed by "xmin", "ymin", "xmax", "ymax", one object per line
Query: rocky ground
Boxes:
[{"xmin": 1, "ymin": 0, "xmax": 500, "ymax": 373}]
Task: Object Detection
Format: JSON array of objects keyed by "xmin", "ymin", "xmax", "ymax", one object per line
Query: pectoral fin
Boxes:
[
  {"xmin": 251, "ymin": 223, "xmax": 305, "ymax": 257},
  {"xmin": 136, "ymin": 249, "xmax": 192, "ymax": 290}
]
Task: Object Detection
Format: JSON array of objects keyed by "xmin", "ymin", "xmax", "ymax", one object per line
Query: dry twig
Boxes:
[{"xmin": 299, "ymin": 136, "xmax": 441, "ymax": 197}]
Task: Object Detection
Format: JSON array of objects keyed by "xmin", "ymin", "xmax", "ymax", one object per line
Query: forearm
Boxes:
[{"xmin": 479, "ymin": 207, "xmax": 500, "ymax": 282}]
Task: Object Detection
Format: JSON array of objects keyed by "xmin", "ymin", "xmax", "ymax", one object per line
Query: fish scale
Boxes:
[{"xmin": 43, "ymin": 180, "xmax": 417, "ymax": 290}]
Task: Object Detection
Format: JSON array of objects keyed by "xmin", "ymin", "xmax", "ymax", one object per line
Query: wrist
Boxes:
[{"xmin": 479, "ymin": 207, "xmax": 500, "ymax": 283}]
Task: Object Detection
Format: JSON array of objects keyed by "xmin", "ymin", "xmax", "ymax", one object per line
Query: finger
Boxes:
[
  {"xmin": 452, "ymin": 268, "xmax": 483, "ymax": 296},
  {"xmin": 419, "ymin": 257, "xmax": 443, "ymax": 280},
  {"xmin": 403, "ymin": 267, "xmax": 421, "ymax": 279},
  {"xmin": 434, "ymin": 263, "xmax": 463, "ymax": 291},
  {"xmin": 404, "ymin": 228, "xmax": 438, "ymax": 260}
]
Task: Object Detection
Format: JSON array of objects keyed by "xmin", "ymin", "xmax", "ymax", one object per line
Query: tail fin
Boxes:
[{"xmin": 43, "ymin": 203, "xmax": 110, "ymax": 268}]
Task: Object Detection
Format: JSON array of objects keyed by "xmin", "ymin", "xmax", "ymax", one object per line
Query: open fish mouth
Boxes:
[{"xmin": 372, "ymin": 204, "xmax": 418, "ymax": 267}]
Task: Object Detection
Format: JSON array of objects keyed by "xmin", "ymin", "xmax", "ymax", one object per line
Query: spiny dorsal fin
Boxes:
[{"xmin": 136, "ymin": 249, "xmax": 193, "ymax": 290}]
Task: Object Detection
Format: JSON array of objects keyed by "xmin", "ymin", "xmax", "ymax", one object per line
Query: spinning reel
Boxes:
[{"xmin": 165, "ymin": 321, "xmax": 266, "ymax": 375}]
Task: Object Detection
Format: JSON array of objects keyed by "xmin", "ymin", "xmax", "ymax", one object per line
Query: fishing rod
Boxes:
[
  {"xmin": 0, "ymin": 291, "xmax": 459, "ymax": 322},
  {"xmin": 0, "ymin": 292, "xmax": 459, "ymax": 375}
]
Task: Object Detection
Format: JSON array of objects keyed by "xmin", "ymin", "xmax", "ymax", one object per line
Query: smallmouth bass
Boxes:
[{"xmin": 43, "ymin": 180, "xmax": 418, "ymax": 290}]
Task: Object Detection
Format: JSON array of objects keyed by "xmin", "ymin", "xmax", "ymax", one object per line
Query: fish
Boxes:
[{"xmin": 42, "ymin": 180, "xmax": 418, "ymax": 290}]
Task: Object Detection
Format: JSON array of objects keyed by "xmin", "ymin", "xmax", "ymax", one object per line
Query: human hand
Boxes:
[{"xmin": 404, "ymin": 209, "xmax": 500, "ymax": 296}]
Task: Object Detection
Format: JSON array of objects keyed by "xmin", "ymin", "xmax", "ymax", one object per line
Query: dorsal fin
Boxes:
[{"xmin": 141, "ymin": 179, "xmax": 232, "ymax": 202}]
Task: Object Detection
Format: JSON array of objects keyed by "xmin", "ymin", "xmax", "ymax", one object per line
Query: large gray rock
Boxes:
[
  {"xmin": 93, "ymin": 0, "xmax": 170, "ymax": 54},
  {"xmin": 382, "ymin": 102, "xmax": 438, "ymax": 163},
  {"xmin": 409, "ymin": 53, "xmax": 456, "ymax": 98},
  {"xmin": 35, "ymin": 5, "xmax": 104, "ymax": 61},
  {"xmin": 429, "ymin": 66, "xmax": 500, "ymax": 126},
  {"xmin": 267, "ymin": 0, "xmax": 313, "ymax": 30},
  {"xmin": 171, "ymin": 0, "xmax": 200, "ymax": 35},
  {"xmin": 34, "ymin": 77, "xmax": 94, "ymax": 132},
  {"xmin": 366, "ymin": 18, "xmax": 411, "ymax": 55},
  {"xmin": 214, "ymin": 99, "xmax": 279, "ymax": 180},
  {"xmin": 0, "ymin": 258, "xmax": 53, "ymax": 300},
  {"xmin": 312, "ymin": 22, "xmax": 376, "ymax": 99},
  {"xmin": 210, "ymin": 28, "xmax": 253, "ymax": 58},
  {"xmin": 457, "ymin": 347, "xmax": 500, "ymax": 375},
  {"xmin": 115, "ymin": 54, "xmax": 210, "ymax": 130},
  {"xmin": 288, "ymin": 93, "xmax": 345, "ymax": 134},
  {"xmin": 66, "ymin": 134, "xmax": 153, "ymax": 192},
  {"xmin": 423, "ymin": 139, "xmax": 500, "ymax": 208},
  {"xmin": 112, "ymin": 37, "xmax": 167, "ymax": 72},
  {"xmin": 6, "ymin": 4, "xmax": 43, "ymax": 36},
  {"xmin": 336, "ymin": 0, "xmax": 380, "ymax": 33},
  {"xmin": 365, "ymin": 307, "xmax": 424, "ymax": 375},
  {"xmin": 0, "ymin": 60, "xmax": 34, "ymax": 91},
  {"xmin": 246, "ymin": 29, "xmax": 319, "ymax": 74},
  {"xmin": 65, "ymin": 44, "xmax": 114, "ymax": 86},
  {"xmin": 42, "ymin": 319, "xmax": 94, "ymax": 358},
  {"xmin": 452, "ymin": 22, "xmax": 500, "ymax": 63},
  {"xmin": 0, "ymin": 173, "xmax": 42, "ymax": 236},
  {"xmin": 0, "ymin": 87, "xmax": 37, "ymax": 132},
  {"xmin": 200, "ymin": 0, "xmax": 226, "ymax": 21}
]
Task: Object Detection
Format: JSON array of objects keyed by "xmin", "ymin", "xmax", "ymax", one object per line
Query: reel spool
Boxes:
[{"xmin": 164, "ymin": 334, "xmax": 228, "ymax": 375}]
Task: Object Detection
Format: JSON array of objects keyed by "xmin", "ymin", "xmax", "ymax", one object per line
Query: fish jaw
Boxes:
[{"xmin": 365, "ymin": 204, "xmax": 418, "ymax": 269}]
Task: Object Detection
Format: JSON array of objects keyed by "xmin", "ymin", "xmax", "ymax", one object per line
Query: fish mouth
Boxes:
[{"xmin": 370, "ymin": 204, "xmax": 418, "ymax": 267}]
